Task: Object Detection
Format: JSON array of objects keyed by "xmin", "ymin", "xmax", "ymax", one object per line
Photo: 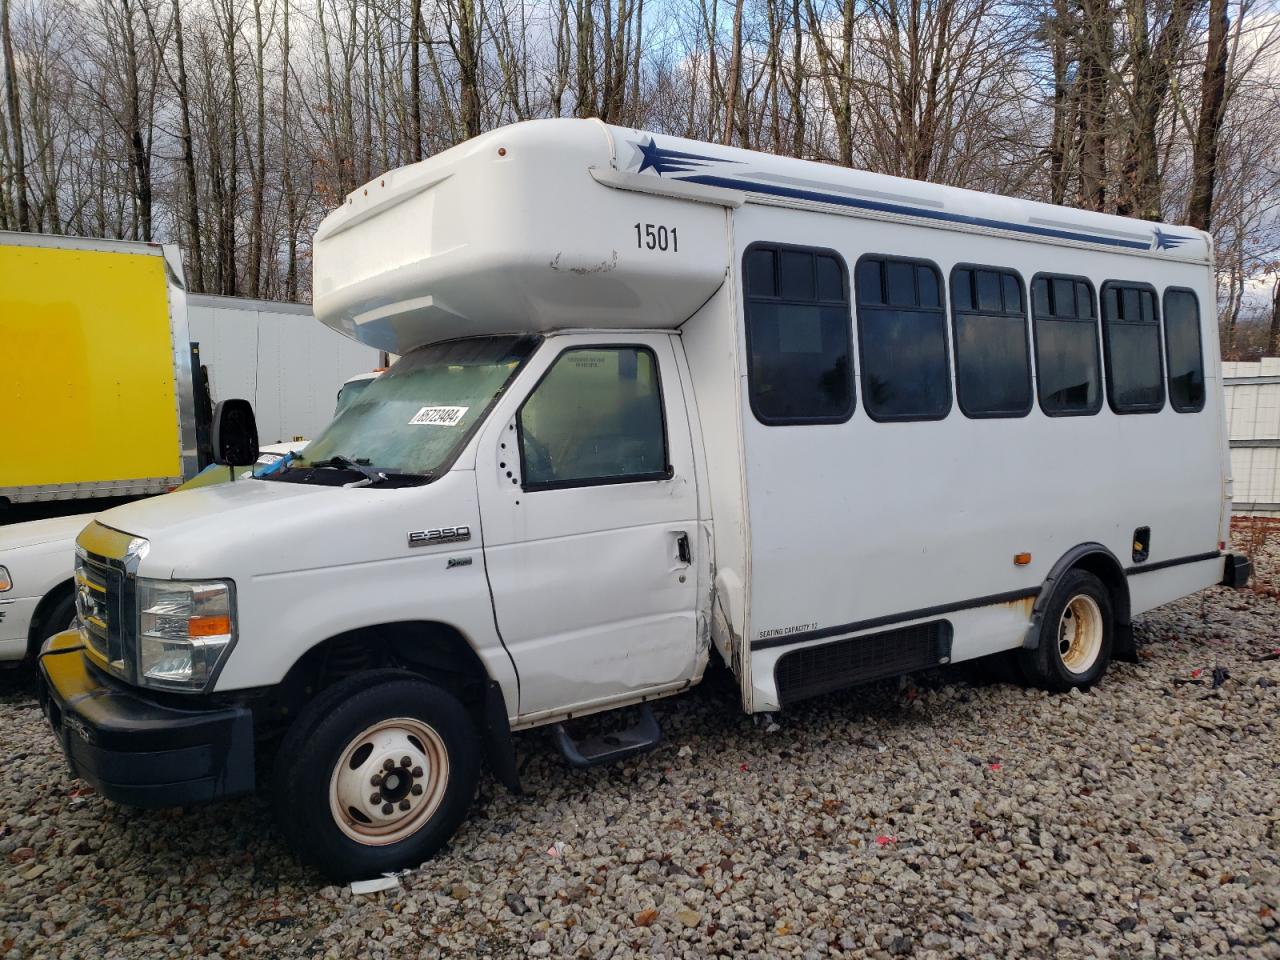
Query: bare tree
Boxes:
[{"xmin": 2, "ymin": 0, "xmax": 30, "ymax": 230}]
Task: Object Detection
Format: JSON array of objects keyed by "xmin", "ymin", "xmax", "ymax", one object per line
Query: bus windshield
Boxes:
[{"xmin": 287, "ymin": 336, "xmax": 539, "ymax": 478}]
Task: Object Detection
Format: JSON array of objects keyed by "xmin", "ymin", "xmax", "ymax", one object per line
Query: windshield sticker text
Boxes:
[{"xmin": 409, "ymin": 406, "xmax": 469, "ymax": 427}]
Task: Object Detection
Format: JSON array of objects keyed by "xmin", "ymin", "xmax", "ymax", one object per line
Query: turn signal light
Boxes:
[
  {"xmin": 188, "ymin": 615, "xmax": 232, "ymax": 638},
  {"xmin": 1014, "ymin": 553, "xmax": 1032, "ymax": 566}
]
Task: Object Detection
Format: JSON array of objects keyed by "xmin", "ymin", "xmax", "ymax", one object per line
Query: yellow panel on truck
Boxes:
[{"xmin": 0, "ymin": 233, "xmax": 196, "ymax": 505}]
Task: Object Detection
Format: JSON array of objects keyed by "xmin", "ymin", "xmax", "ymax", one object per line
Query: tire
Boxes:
[
  {"xmin": 271, "ymin": 670, "xmax": 480, "ymax": 881},
  {"xmin": 28, "ymin": 590, "xmax": 76, "ymax": 662},
  {"xmin": 1019, "ymin": 569, "xmax": 1114, "ymax": 692}
]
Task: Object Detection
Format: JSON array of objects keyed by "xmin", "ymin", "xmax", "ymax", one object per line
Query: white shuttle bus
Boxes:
[{"xmin": 40, "ymin": 119, "xmax": 1250, "ymax": 879}]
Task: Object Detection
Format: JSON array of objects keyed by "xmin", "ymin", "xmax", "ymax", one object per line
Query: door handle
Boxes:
[{"xmin": 676, "ymin": 533, "xmax": 692, "ymax": 565}]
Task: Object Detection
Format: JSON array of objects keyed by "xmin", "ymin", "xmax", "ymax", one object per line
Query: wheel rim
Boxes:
[
  {"xmin": 328, "ymin": 717, "xmax": 450, "ymax": 846},
  {"xmin": 1058, "ymin": 594, "xmax": 1104, "ymax": 675}
]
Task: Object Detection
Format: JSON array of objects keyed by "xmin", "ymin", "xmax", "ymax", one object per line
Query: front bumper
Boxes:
[
  {"xmin": 37, "ymin": 630, "xmax": 255, "ymax": 807},
  {"xmin": 1221, "ymin": 553, "xmax": 1253, "ymax": 590}
]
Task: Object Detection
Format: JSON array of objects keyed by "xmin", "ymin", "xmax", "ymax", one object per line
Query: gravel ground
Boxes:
[{"xmin": 2, "ymin": 537, "xmax": 1277, "ymax": 960}]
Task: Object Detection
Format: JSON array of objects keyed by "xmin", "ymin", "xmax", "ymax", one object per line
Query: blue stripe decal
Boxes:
[{"xmin": 676, "ymin": 173, "xmax": 1154, "ymax": 251}]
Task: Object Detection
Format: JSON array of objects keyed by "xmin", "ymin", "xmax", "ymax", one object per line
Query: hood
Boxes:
[
  {"xmin": 93, "ymin": 470, "xmax": 477, "ymax": 580},
  {"xmin": 0, "ymin": 512, "xmax": 98, "ymax": 553}
]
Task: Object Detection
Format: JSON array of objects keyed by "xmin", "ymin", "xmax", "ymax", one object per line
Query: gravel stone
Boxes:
[{"xmin": 1, "ymin": 532, "xmax": 1277, "ymax": 959}]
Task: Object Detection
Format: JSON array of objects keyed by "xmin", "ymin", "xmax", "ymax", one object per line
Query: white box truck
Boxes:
[{"xmin": 39, "ymin": 120, "xmax": 1250, "ymax": 880}]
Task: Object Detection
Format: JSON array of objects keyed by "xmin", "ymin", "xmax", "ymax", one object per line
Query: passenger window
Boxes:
[
  {"xmin": 1101, "ymin": 281, "xmax": 1164, "ymax": 414},
  {"xmin": 950, "ymin": 265, "xmax": 1032, "ymax": 418},
  {"xmin": 1163, "ymin": 289, "xmax": 1206, "ymax": 412},
  {"xmin": 855, "ymin": 255, "xmax": 951, "ymax": 421},
  {"xmin": 743, "ymin": 244, "xmax": 854, "ymax": 425},
  {"xmin": 1031, "ymin": 273, "xmax": 1102, "ymax": 416},
  {"xmin": 518, "ymin": 347, "xmax": 668, "ymax": 488}
]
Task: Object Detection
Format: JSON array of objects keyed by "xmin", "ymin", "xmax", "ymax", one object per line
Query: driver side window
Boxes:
[{"xmin": 519, "ymin": 346, "xmax": 669, "ymax": 489}]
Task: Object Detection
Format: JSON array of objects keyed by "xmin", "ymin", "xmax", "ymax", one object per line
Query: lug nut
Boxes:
[
  {"xmin": 369, "ymin": 793, "xmax": 381, "ymax": 804},
  {"xmin": 381, "ymin": 802, "xmax": 394, "ymax": 815},
  {"xmin": 400, "ymin": 756, "xmax": 412, "ymax": 767},
  {"xmin": 371, "ymin": 773, "xmax": 383, "ymax": 786},
  {"xmin": 382, "ymin": 758, "xmax": 395, "ymax": 771},
  {"xmin": 411, "ymin": 784, "xmax": 423, "ymax": 796},
  {"xmin": 412, "ymin": 766, "xmax": 423, "ymax": 778},
  {"xmin": 398, "ymin": 799, "xmax": 411, "ymax": 811}
]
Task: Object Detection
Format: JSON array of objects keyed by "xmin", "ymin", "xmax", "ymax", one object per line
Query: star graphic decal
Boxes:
[
  {"xmin": 1153, "ymin": 227, "xmax": 1189, "ymax": 251},
  {"xmin": 633, "ymin": 137, "xmax": 738, "ymax": 176}
]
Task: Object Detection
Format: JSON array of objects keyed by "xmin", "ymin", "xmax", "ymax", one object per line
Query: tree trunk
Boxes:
[
  {"xmin": 1115, "ymin": 0, "xmax": 1194, "ymax": 220},
  {"xmin": 117, "ymin": 0, "xmax": 153, "ymax": 242},
  {"xmin": 1187, "ymin": 0, "xmax": 1228, "ymax": 230},
  {"xmin": 790, "ymin": 0, "xmax": 804, "ymax": 156},
  {"xmin": 410, "ymin": 0, "xmax": 423, "ymax": 162},
  {"xmin": 1076, "ymin": 0, "xmax": 1110, "ymax": 212},
  {"xmin": 2, "ymin": 0, "xmax": 29, "ymax": 230},
  {"xmin": 723, "ymin": 0, "xmax": 744, "ymax": 145},
  {"xmin": 282, "ymin": 0, "xmax": 298, "ymax": 300},
  {"xmin": 246, "ymin": 0, "xmax": 268, "ymax": 298},
  {"xmin": 575, "ymin": 0, "xmax": 593, "ymax": 117},
  {"xmin": 458, "ymin": 0, "xmax": 482, "ymax": 137},
  {"xmin": 1047, "ymin": 0, "xmax": 1072, "ymax": 205},
  {"xmin": 166, "ymin": 0, "xmax": 204, "ymax": 290}
]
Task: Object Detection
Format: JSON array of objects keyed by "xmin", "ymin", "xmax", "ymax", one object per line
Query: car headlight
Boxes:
[
  {"xmin": 0, "ymin": 566, "xmax": 11, "ymax": 592},
  {"xmin": 136, "ymin": 578, "xmax": 236, "ymax": 690}
]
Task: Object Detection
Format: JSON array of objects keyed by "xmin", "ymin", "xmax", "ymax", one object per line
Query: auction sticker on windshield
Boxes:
[{"xmin": 409, "ymin": 406, "xmax": 469, "ymax": 426}]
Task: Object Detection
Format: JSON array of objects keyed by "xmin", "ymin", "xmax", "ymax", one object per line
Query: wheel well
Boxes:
[
  {"xmin": 1029, "ymin": 546, "xmax": 1134, "ymax": 660},
  {"xmin": 1072, "ymin": 552, "xmax": 1131, "ymax": 629},
  {"xmin": 262, "ymin": 620, "xmax": 521, "ymax": 793},
  {"xmin": 268, "ymin": 621, "xmax": 493, "ymax": 732},
  {"xmin": 27, "ymin": 579, "xmax": 74, "ymax": 659}
]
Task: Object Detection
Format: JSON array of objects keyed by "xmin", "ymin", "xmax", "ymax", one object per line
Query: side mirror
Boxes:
[{"xmin": 211, "ymin": 399, "xmax": 259, "ymax": 466}]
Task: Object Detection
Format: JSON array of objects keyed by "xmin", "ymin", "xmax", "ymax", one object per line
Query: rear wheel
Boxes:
[
  {"xmin": 272, "ymin": 671, "xmax": 480, "ymax": 881},
  {"xmin": 1019, "ymin": 569, "xmax": 1113, "ymax": 692}
]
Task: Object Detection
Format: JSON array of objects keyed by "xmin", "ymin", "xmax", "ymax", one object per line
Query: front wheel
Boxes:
[
  {"xmin": 272, "ymin": 671, "xmax": 480, "ymax": 881},
  {"xmin": 1019, "ymin": 569, "xmax": 1114, "ymax": 692}
]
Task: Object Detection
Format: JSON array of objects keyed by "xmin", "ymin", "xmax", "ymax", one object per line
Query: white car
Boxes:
[
  {"xmin": 0, "ymin": 443, "xmax": 305, "ymax": 664},
  {"xmin": 0, "ymin": 512, "xmax": 97, "ymax": 661}
]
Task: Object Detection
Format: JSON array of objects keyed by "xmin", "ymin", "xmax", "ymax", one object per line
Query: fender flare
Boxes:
[{"xmin": 1023, "ymin": 543, "xmax": 1134, "ymax": 659}]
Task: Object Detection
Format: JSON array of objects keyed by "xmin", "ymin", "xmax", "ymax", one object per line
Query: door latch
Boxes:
[{"xmin": 676, "ymin": 533, "xmax": 692, "ymax": 565}]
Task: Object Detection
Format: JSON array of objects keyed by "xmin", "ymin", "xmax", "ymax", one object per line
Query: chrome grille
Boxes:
[
  {"xmin": 74, "ymin": 521, "xmax": 149, "ymax": 682},
  {"xmin": 75, "ymin": 553, "xmax": 119, "ymax": 664}
]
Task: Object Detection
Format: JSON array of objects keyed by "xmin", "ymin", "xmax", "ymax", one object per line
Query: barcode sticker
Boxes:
[{"xmin": 409, "ymin": 406, "xmax": 469, "ymax": 426}]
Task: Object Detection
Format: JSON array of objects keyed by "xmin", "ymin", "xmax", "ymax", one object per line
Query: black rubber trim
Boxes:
[
  {"xmin": 750, "ymin": 586, "xmax": 1040, "ymax": 652},
  {"xmin": 1124, "ymin": 550, "xmax": 1221, "ymax": 576},
  {"xmin": 1220, "ymin": 554, "xmax": 1252, "ymax": 589}
]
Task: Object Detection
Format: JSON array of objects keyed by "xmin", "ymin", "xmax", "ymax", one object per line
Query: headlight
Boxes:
[
  {"xmin": 0, "ymin": 566, "xmax": 11, "ymax": 592},
  {"xmin": 136, "ymin": 578, "xmax": 236, "ymax": 690}
]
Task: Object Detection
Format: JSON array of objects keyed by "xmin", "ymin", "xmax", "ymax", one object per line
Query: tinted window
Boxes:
[
  {"xmin": 1031, "ymin": 274, "xmax": 1102, "ymax": 416},
  {"xmin": 743, "ymin": 245, "xmax": 854, "ymax": 424},
  {"xmin": 519, "ymin": 347, "xmax": 667, "ymax": 488},
  {"xmin": 950, "ymin": 266, "xmax": 1032, "ymax": 418},
  {"xmin": 1164, "ymin": 289, "xmax": 1205, "ymax": 412},
  {"xmin": 1101, "ymin": 281, "xmax": 1164, "ymax": 414},
  {"xmin": 856, "ymin": 256, "xmax": 951, "ymax": 421}
]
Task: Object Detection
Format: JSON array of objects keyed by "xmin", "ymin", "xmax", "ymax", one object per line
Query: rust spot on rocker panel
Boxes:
[{"xmin": 1000, "ymin": 595, "xmax": 1037, "ymax": 619}]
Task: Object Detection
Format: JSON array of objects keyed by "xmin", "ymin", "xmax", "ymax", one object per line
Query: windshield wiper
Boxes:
[{"xmin": 301, "ymin": 455, "xmax": 390, "ymax": 486}]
